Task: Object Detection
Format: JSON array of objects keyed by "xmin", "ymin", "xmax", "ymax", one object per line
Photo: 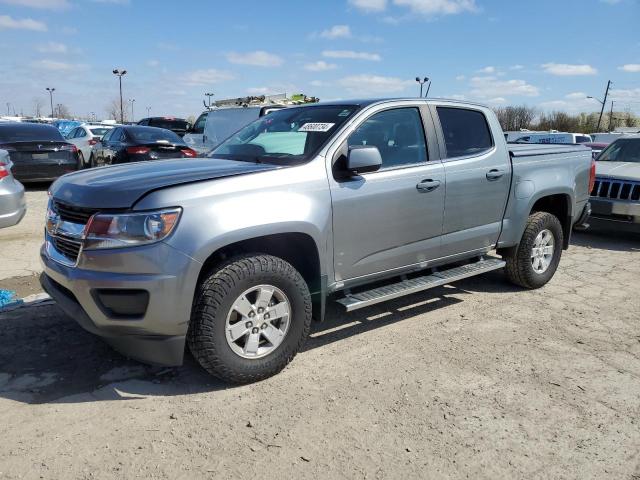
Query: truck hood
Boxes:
[
  {"xmin": 595, "ymin": 161, "xmax": 640, "ymax": 182},
  {"xmin": 50, "ymin": 158, "xmax": 280, "ymax": 209}
]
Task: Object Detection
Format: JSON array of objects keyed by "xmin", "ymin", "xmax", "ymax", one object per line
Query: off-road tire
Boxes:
[
  {"xmin": 188, "ymin": 254, "xmax": 312, "ymax": 384},
  {"xmin": 504, "ymin": 211, "xmax": 563, "ymax": 289}
]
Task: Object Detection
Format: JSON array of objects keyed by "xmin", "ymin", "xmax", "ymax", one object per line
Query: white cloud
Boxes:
[
  {"xmin": 304, "ymin": 61, "xmax": 337, "ymax": 72},
  {"xmin": 181, "ymin": 69, "xmax": 234, "ymax": 86},
  {"xmin": 157, "ymin": 42, "xmax": 179, "ymax": 51},
  {"xmin": 310, "ymin": 80, "xmax": 330, "ymax": 87},
  {"xmin": 322, "ymin": 50, "xmax": 381, "ymax": 61},
  {"xmin": 565, "ymin": 92, "xmax": 587, "ymax": 100},
  {"xmin": 455, "ymin": 75, "xmax": 465, "ymax": 81},
  {"xmin": 0, "ymin": 15, "xmax": 46, "ymax": 31},
  {"xmin": 542, "ymin": 63, "xmax": 597, "ymax": 76},
  {"xmin": 91, "ymin": 0, "xmax": 130, "ymax": 4},
  {"xmin": 392, "ymin": 0, "xmax": 478, "ymax": 15},
  {"xmin": 147, "ymin": 59, "xmax": 160, "ymax": 68},
  {"xmin": 469, "ymin": 76, "xmax": 539, "ymax": 98},
  {"xmin": 349, "ymin": 0, "xmax": 387, "ymax": 12},
  {"xmin": 477, "ymin": 66, "xmax": 495, "ymax": 74},
  {"xmin": 338, "ymin": 74, "xmax": 413, "ymax": 94},
  {"xmin": 619, "ymin": 64, "xmax": 640, "ymax": 73},
  {"xmin": 31, "ymin": 59, "xmax": 85, "ymax": 71},
  {"xmin": 0, "ymin": 0, "xmax": 69, "ymax": 8},
  {"xmin": 226, "ymin": 50, "xmax": 284, "ymax": 67},
  {"xmin": 510, "ymin": 64, "xmax": 524, "ymax": 70},
  {"xmin": 600, "ymin": 0, "xmax": 622, "ymax": 4},
  {"xmin": 320, "ymin": 24, "xmax": 352, "ymax": 39},
  {"xmin": 37, "ymin": 41, "xmax": 67, "ymax": 53},
  {"xmin": 610, "ymin": 87, "xmax": 640, "ymax": 104}
]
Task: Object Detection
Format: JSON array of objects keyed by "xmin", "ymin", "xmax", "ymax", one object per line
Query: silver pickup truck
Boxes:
[{"xmin": 40, "ymin": 98, "xmax": 593, "ymax": 383}]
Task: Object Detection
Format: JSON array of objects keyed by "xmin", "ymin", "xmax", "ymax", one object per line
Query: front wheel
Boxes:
[
  {"xmin": 188, "ymin": 254, "xmax": 312, "ymax": 384},
  {"xmin": 503, "ymin": 211, "xmax": 563, "ymax": 289}
]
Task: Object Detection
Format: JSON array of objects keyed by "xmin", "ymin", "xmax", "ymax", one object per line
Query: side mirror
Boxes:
[{"xmin": 346, "ymin": 146, "xmax": 382, "ymax": 175}]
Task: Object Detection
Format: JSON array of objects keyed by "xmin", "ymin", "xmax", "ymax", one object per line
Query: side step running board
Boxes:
[{"xmin": 336, "ymin": 258, "xmax": 505, "ymax": 312}]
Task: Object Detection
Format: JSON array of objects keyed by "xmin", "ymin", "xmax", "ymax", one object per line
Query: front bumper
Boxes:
[
  {"xmin": 39, "ymin": 242, "xmax": 203, "ymax": 366},
  {"xmin": 588, "ymin": 198, "xmax": 640, "ymax": 233},
  {"xmin": 0, "ymin": 176, "xmax": 26, "ymax": 229}
]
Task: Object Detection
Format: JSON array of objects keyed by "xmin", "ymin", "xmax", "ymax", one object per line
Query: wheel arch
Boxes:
[{"xmin": 195, "ymin": 232, "xmax": 326, "ymax": 322}]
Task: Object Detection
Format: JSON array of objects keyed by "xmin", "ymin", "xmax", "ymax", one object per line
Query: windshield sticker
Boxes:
[
  {"xmin": 298, "ymin": 122, "xmax": 335, "ymax": 132},
  {"xmin": 338, "ymin": 110, "xmax": 351, "ymax": 117}
]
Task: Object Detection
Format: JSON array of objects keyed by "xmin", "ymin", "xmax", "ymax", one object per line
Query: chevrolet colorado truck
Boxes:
[{"xmin": 40, "ymin": 99, "xmax": 594, "ymax": 383}]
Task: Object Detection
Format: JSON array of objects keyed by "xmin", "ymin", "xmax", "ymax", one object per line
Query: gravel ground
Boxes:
[{"xmin": 0, "ymin": 226, "xmax": 639, "ymax": 479}]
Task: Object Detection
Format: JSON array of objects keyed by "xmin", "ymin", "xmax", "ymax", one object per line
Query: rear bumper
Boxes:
[
  {"xmin": 39, "ymin": 242, "xmax": 203, "ymax": 366},
  {"xmin": 0, "ymin": 177, "xmax": 26, "ymax": 229}
]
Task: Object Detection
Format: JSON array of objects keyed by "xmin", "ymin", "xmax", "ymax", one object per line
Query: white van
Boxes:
[
  {"xmin": 184, "ymin": 105, "xmax": 284, "ymax": 154},
  {"xmin": 510, "ymin": 132, "xmax": 592, "ymax": 144}
]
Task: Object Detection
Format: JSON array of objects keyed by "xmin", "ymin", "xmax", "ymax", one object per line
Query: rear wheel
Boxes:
[
  {"xmin": 77, "ymin": 151, "xmax": 85, "ymax": 169},
  {"xmin": 503, "ymin": 211, "xmax": 563, "ymax": 289},
  {"xmin": 89, "ymin": 153, "xmax": 96, "ymax": 168},
  {"xmin": 188, "ymin": 254, "xmax": 312, "ymax": 384}
]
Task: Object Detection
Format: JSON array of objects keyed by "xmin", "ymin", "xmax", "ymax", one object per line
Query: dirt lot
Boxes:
[{"xmin": 0, "ymin": 221, "xmax": 639, "ymax": 479}]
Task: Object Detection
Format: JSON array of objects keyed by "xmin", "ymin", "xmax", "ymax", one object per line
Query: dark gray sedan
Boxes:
[{"xmin": 0, "ymin": 123, "xmax": 79, "ymax": 182}]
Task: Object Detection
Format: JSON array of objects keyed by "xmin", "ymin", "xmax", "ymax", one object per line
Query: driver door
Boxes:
[{"xmin": 329, "ymin": 106, "xmax": 445, "ymax": 283}]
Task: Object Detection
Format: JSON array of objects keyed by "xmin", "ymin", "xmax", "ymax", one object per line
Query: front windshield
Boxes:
[
  {"xmin": 207, "ymin": 105, "xmax": 359, "ymax": 164},
  {"xmin": 597, "ymin": 139, "xmax": 640, "ymax": 163}
]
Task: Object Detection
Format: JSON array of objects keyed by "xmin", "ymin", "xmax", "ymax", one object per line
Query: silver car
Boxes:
[
  {"xmin": 589, "ymin": 137, "xmax": 640, "ymax": 232},
  {"xmin": 0, "ymin": 149, "xmax": 26, "ymax": 228}
]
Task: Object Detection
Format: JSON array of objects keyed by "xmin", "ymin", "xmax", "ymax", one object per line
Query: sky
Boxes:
[{"xmin": 0, "ymin": 0, "xmax": 639, "ymax": 120}]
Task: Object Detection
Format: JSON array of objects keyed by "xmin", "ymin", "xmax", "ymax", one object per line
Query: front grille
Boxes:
[
  {"xmin": 591, "ymin": 178, "xmax": 640, "ymax": 201},
  {"xmin": 53, "ymin": 201, "xmax": 99, "ymax": 224},
  {"xmin": 50, "ymin": 235, "xmax": 82, "ymax": 263}
]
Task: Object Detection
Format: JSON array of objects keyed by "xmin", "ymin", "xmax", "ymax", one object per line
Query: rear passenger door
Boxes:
[
  {"xmin": 432, "ymin": 105, "xmax": 511, "ymax": 257},
  {"xmin": 330, "ymin": 105, "xmax": 445, "ymax": 283}
]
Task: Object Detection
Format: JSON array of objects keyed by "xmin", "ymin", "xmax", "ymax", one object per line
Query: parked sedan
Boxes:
[
  {"xmin": 90, "ymin": 125, "xmax": 198, "ymax": 167},
  {"xmin": 0, "ymin": 123, "xmax": 79, "ymax": 182},
  {"xmin": 66, "ymin": 124, "xmax": 114, "ymax": 168},
  {"xmin": 0, "ymin": 150, "xmax": 26, "ymax": 229}
]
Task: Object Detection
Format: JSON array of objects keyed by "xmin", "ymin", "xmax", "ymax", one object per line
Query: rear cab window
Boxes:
[{"xmin": 436, "ymin": 106, "xmax": 493, "ymax": 158}]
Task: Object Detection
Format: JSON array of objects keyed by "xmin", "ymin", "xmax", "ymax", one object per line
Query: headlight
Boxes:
[{"xmin": 84, "ymin": 208, "xmax": 181, "ymax": 250}]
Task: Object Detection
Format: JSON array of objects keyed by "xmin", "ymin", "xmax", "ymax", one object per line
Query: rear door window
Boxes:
[{"xmin": 436, "ymin": 107, "xmax": 493, "ymax": 158}]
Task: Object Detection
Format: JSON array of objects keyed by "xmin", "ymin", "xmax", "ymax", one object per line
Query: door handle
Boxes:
[
  {"xmin": 416, "ymin": 179, "xmax": 441, "ymax": 192},
  {"xmin": 486, "ymin": 169, "xmax": 505, "ymax": 181}
]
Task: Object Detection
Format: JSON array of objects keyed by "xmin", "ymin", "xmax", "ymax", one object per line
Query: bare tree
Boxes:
[
  {"xmin": 55, "ymin": 104, "xmax": 72, "ymax": 119},
  {"xmin": 106, "ymin": 98, "xmax": 128, "ymax": 122},
  {"xmin": 32, "ymin": 97, "xmax": 45, "ymax": 118},
  {"xmin": 493, "ymin": 105, "xmax": 537, "ymax": 131}
]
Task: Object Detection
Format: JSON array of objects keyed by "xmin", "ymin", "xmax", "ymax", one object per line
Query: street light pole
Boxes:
[
  {"xmin": 112, "ymin": 69, "xmax": 127, "ymax": 123},
  {"xmin": 46, "ymin": 87, "xmax": 55, "ymax": 118},
  {"xmin": 415, "ymin": 77, "xmax": 429, "ymax": 98},
  {"xmin": 129, "ymin": 98, "xmax": 135, "ymax": 123},
  {"xmin": 146, "ymin": 106, "xmax": 151, "ymax": 117},
  {"xmin": 205, "ymin": 92, "xmax": 214, "ymax": 107}
]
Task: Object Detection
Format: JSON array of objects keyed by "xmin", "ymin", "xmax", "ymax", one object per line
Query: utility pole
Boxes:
[
  {"xmin": 596, "ymin": 80, "xmax": 611, "ymax": 132},
  {"xmin": 5, "ymin": 103, "xmax": 9, "ymax": 116},
  {"xmin": 112, "ymin": 69, "xmax": 127, "ymax": 124},
  {"xmin": 608, "ymin": 101, "xmax": 615, "ymax": 132},
  {"xmin": 46, "ymin": 87, "xmax": 55, "ymax": 118},
  {"xmin": 146, "ymin": 106, "xmax": 151, "ymax": 117}
]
